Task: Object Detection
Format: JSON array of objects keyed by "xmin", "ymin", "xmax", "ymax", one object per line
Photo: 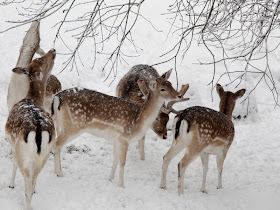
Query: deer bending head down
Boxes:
[
  {"xmin": 160, "ymin": 84, "xmax": 246, "ymax": 194},
  {"xmin": 116, "ymin": 64, "xmax": 189, "ymax": 160},
  {"xmin": 51, "ymin": 69, "xmax": 182, "ymax": 187},
  {"xmin": 5, "ymin": 49, "xmax": 56, "ymax": 210}
]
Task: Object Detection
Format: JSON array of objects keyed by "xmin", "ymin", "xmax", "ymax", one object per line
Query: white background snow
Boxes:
[{"xmin": 1, "ymin": 1, "xmax": 280, "ymax": 209}]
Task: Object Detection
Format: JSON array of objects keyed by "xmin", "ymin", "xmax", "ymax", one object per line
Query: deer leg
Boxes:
[
  {"xmin": 24, "ymin": 174, "xmax": 35, "ymax": 210},
  {"xmin": 32, "ymin": 174, "xmax": 38, "ymax": 194},
  {"xmin": 216, "ymin": 150, "xmax": 227, "ymax": 189},
  {"xmin": 9, "ymin": 159, "xmax": 17, "ymax": 188},
  {"xmin": 116, "ymin": 140, "xmax": 128, "ymax": 188},
  {"xmin": 23, "ymin": 160, "xmax": 36, "ymax": 210},
  {"xmin": 109, "ymin": 142, "xmax": 118, "ymax": 181},
  {"xmin": 160, "ymin": 140, "xmax": 185, "ymax": 189},
  {"xmin": 178, "ymin": 151, "xmax": 199, "ymax": 195},
  {"xmin": 53, "ymin": 132, "xmax": 74, "ymax": 177},
  {"xmin": 54, "ymin": 145, "xmax": 63, "ymax": 177},
  {"xmin": 200, "ymin": 152, "xmax": 209, "ymax": 193},
  {"xmin": 138, "ymin": 136, "xmax": 145, "ymax": 161}
]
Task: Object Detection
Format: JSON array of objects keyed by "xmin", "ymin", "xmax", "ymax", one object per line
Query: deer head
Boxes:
[
  {"xmin": 12, "ymin": 49, "xmax": 56, "ymax": 106},
  {"xmin": 216, "ymin": 84, "xmax": 246, "ymax": 118}
]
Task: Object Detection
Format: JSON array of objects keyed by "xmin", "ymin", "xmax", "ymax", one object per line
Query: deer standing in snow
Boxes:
[
  {"xmin": 7, "ymin": 20, "xmax": 61, "ymax": 114},
  {"xmin": 160, "ymin": 84, "xmax": 246, "ymax": 194},
  {"xmin": 5, "ymin": 49, "xmax": 56, "ymax": 210},
  {"xmin": 116, "ymin": 64, "xmax": 189, "ymax": 160},
  {"xmin": 51, "ymin": 69, "xmax": 183, "ymax": 187}
]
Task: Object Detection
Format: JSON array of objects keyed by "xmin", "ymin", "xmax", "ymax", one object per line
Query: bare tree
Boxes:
[
  {"xmin": 1, "ymin": 0, "xmax": 146, "ymax": 79},
  {"xmin": 2, "ymin": 0, "xmax": 280, "ymax": 103},
  {"xmin": 159, "ymin": 0, "xmax": 280, "ymax": 104}
]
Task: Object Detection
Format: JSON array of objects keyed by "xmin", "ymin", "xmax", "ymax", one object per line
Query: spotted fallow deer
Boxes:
[
  {"xmin": 7, "ymin": 20, "xmax": 61, "ymax": 114},
  {"xmin": 51, "ymin": 69, "xmax": 183, "ymax": 187},
  {"xmin": 5, "ymin": 49, "xmax": 56, "ymax": 210},
  {"xmin": 116, "ymin": 64, "xmax": 189, "ymax": 160},
  {"xmin": 160, "ymin": 84, "xmax": 246, "ymax": 195}
]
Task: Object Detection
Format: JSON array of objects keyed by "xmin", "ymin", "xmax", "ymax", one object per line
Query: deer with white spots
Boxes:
[
  {"xmin": 116, "ymin": 64, "xmax": 189, "ymax": 160},
  {"xmin": 160, "ymin": 84, "xmax": 246, "ymax": 194},
  {"xmin": 51, "ymin": 69, "xmax": 183, "ymax": 187},
  {"xmin": 5, "ymin": 49, "xmax": 56, "ymax": 210},
  {"xmin": 7, "ymin": 20, "xmax": 61, "ymax": 114}
]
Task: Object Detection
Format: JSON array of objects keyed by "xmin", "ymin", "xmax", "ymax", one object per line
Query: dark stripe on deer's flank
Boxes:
[
  {"xmin": 51, "ymin": 96, "xmax": 61, "ymax": 116},
  {"xmin": 49, "ymin": 133, "xmax": 52, "ymax": 143},
  {"xmin": 175, "ymin": 112, "xmax": 191, "ymax": 140},
  {"xmin": 51, "ymin": 99, "xmax": 54, "ymax": 116},
  {"xmin": 175, "ymin": 118, "xmax": 182, "ymax": 140},
  {"xmin": 34, "ymin": 111, "xmax": 42, "ymax": 154}
]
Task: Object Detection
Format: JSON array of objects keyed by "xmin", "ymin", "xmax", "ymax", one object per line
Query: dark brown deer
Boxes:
[
  {"xmin": 116, "ymin": 64, "xmax": 189, "ymax": 160},
  {"xmin": 51, "ymin": 69, "xmax": 182, "ymax": 187},
  {"xmin": 160, "ymin": 84, "xmax": 246, "ymax": 194},
  {"xmin": 5, "ymin": 49, "xmax": 56, "ymax": 210}
]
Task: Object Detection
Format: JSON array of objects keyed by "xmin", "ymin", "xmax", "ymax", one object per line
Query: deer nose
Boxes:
[
  {"xmin": 52, "ymin": 48, "xmax": 56, "ymax": 52},
  {"xmin": 162, "ymin": 135, "xmax": 167, "ymax": 139}
]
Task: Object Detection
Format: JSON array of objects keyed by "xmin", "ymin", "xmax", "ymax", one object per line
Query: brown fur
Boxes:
[
  {"xmin": 46, "ymin": 75, "xmax": 62, "ymax": 97},
  {"xmin": 116, "ymin": 65, "xmax": 169, "ymax": 138}
]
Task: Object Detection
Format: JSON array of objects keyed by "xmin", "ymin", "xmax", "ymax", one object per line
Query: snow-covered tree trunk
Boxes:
[{"xmin": 16, "ymin": 20, "xmax": 45, "ymax": 67}]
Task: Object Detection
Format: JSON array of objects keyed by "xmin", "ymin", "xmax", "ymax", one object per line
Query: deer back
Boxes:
[
  {"xmin": 116, "ymin": 64, "xmax": 160, "ymax": 103},
  {"xmin": 53, "ymin": 88, "xmax": 143, "ymax": 138},
  {"xmin": 174, "ymin": 106, "xmax": 234, "ymax": 148},
  {"xmin": 6, "ymin": 98, "xmax": 55, "ymax": 154}
]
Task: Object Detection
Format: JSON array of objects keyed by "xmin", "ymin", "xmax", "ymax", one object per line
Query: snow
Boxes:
[{"xmin": 1, "ymin": 1, "xmax": 280, "ymax": 209}]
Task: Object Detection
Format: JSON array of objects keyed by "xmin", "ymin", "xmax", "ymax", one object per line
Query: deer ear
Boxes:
[
  {"xmin": 161, "ymin": 68, "xmax": 172, "ymax": 80},
  {"xmin": 149, "ymin": 80, "xmax": 157, "ymax": 91},
  {"xmin": 233, "ymin": 89, "xmax": 246, "ymax": 100},
  {"xmin": 137, "ymin": 79, "xmax": 149, "ymax": 96},
  {"xmin": 216, "ymin": 84, "xmax": 224, "ymax": 98},
  {"xmin": 12, "ymin": 67, "xmax": 28, "ymax": 75}
]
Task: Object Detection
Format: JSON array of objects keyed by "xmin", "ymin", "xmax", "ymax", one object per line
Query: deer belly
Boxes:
[
  {"xmin": 86, "ymin": 120, "xmax": 124, "ymax": 140},
  {"xmin": 202, "ymin": 144, "xmax": 224, "ymax": 155}
]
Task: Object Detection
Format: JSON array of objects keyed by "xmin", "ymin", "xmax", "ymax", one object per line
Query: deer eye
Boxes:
[{"xmin": 161, "ymin": 89, "xmax": 166, "ymax": 92}]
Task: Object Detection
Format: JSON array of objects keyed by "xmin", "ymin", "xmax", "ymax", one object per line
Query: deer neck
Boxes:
[
  {"xmin": 139, "ymin": 91, "xmax": 165, "ymax": 129},
  {"xmin": 26, "ymin": 77, "xmax": 47, "ymax": 107},
  {"xmin": 219, "ymin": 102, "xmax": 234, "ymax": 119}
]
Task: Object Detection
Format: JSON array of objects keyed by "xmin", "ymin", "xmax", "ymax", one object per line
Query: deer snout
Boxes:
[
  {"xmin": 48, "ymin": 49, "xmax": 56, "ymax": 59},
  {"xmin": 162, "ymin": 135, "xmax": 167, "ymax": 139}
]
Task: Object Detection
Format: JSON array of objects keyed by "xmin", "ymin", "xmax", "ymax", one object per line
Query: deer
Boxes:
[
  {"xmin": 116, "ymin": 64, "xmax": 189, "ymax": 160},
  {"xmin": 160, "ymin": 84, "xmax": 246, "ymax": 195},
  {"xmin": 51, "ymin": 69, "xmax": 184, "ymax": 187},
  {"xmin": 7, "ymin": 20, "xmax": 61, "ymax": 114},
  {"xmin": 5, "ymin": 49, "xmax": 56, "ymax": 210}
]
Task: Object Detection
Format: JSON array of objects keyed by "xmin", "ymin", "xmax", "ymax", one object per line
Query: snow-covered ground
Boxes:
[{"xmin": 1, "ymin": 1, "xmax": 280, "ymax": 209}]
